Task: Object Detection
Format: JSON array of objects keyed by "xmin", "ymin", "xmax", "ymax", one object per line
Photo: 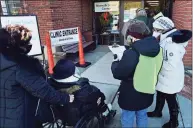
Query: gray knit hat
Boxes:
[
  {"xmin": 136, "ymin": 8, "xmax": 147, "ymax": 17},
  {"xmin": 126, "ymin": 19, "xmax": 150, "ymax": 39}
]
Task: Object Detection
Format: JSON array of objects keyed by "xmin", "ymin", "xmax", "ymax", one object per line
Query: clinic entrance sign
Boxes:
[
  {"xmin": 94, "ymin": 1, "xmax": 119, "ymax": 12},
  {"xmin": 0, "ymin": 15, "xmax": 42, "ymax": 56},
  {"xmin": 49, "ymin": 27, "xmax": 79, "ymax": 46}
]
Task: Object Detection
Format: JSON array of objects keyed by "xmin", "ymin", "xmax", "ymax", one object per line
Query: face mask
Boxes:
[
  {"xmin": 17, "ymin": 44, "xmax": 32, "ymax": 54},
  {"xmin": 152, "ymin": 31, "xmax": 161, "ymax": 38}
]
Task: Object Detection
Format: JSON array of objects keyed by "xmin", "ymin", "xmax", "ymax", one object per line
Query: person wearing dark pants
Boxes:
[
  {"xmin": 148, "ymin": 16, "xmax": 192, "ymax": 128},
  {"xmin": 148, "ymin": 91, "xmax": 179, "ymax": 127}
]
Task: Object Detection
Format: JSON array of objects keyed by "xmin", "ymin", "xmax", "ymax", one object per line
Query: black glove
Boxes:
[{"xmin": 113, "ymin": 54, "xmax": 119, "ymax": 61}]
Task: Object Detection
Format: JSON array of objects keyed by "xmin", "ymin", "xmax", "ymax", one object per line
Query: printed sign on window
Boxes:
[{"xmin": 94, "ymin": 1, "xmax": 119, "ymax": 12}]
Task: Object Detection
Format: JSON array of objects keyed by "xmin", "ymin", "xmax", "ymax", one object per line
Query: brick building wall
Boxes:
[
  {"xmin": 21, "ymin": 0, "xmax": 92, "ymax": 45},
  {"xmin": 172, "ymin": 0, "xmax": 192, "ymax": 67}
]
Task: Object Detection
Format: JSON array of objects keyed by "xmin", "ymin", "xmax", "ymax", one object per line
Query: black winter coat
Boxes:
[
  {"xmin": 0, "ymin": 53, "xmax": 70, "ymax": 128},
  {"xmin": 111, "ymin": 37, "xmax": 160, "ymax": 111}
]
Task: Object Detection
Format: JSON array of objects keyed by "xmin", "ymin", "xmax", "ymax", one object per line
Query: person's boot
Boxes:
[
  {"xmin": 147, "ymin": 92, "xmax": 165, "ymax": 118},
  {"xmin": 162, "ymin": 108, "xmax": 179, "ymax": 128}
]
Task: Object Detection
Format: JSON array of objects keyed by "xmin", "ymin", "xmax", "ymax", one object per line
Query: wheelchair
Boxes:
[{"xmin": 41, "ymin": 81, "xmax": 117, "ymax": 128}]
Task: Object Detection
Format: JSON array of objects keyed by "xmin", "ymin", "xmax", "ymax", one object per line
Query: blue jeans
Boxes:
[{"xmin": 121, "ymin": 108, "xmax": 148, "ymax": 128}]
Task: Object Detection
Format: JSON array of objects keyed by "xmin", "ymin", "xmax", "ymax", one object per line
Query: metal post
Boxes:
[{"xmin": 119, "ymin": 0, "xmax": 124, "ymax": 45}]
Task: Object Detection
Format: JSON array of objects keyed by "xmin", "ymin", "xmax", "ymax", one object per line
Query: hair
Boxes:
[{"xmin": 0, "ymin": 25, "xmax": 32, "ymax": 55}]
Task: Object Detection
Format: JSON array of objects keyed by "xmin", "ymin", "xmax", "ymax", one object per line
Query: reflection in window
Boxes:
[
  {"xmin": 124, "ymin": 1, "xmax": 142, "ymax": 22},
  {"xmin": 1, "ymin": 0, "xmax": 21, "ymax": 15}
]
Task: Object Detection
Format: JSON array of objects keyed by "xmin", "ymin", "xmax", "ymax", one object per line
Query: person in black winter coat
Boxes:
[
  {"xmin": 49, "ymin": 59, "xmax": 107, "ymax": 126},
  {"xmin": 0, "ymin": 25, "xmax": 74, "ymax": 128},
  {"xmin": 111, "ymin": 19, "xmax": 162, "ymax": 127}
]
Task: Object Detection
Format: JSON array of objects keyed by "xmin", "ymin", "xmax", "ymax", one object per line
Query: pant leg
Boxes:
[
  {"xmin": 155, "ymin": 91, "xmax": 166, "ymax": 112},
  {"xmin": 121, "ymin": 109, "xmax": 135, "ymax": 128},
  {"xmin": 165, "ymin": 93, "xmax": 178, "ymax": 111},
  {"xmin": 165, "ymin": 93, "xmax": 179, "ymax": 121},
  {"xmin": 136, "ymin": 108, "xmax": 148, "ymax": 128}
]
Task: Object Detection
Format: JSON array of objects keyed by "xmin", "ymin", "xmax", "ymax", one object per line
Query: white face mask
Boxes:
[{"xmin": 152, "ymin": 31, "xmax": 161, "ymax": 38}]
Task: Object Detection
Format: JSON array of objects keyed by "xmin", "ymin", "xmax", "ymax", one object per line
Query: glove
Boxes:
[
  {"xmin": 117, "ymin": 52, "xmax": 124, "ymax": 60},
  {"xmin": 113, "ymin": 54, "xmax": 119, "ymax": 61}
]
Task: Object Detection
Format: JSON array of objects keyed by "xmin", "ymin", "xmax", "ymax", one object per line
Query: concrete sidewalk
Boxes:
[{"xmin": 76, "ymin": 45, "xmax": 192, "ymax": 128}]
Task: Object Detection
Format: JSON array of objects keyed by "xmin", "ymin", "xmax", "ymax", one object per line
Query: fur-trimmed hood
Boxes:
[{"xmin": 168, "ymin": 29, "xmax": 192, "ymax": 44}]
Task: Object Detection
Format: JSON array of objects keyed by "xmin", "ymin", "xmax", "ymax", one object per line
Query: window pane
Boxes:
[
  {"xmin": 1, "ymin": 1, "xmax": 6, "ymax": 8},
  {"xmin": 124, "ymin": 1, "xmax": 142, "ymax": 22},
  {"xmin": 6, "ymin": 0, "xmax": 21, "ymax": 15}
]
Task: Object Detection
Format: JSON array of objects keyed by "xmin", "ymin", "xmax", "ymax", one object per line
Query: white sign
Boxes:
[
  {"xmin": 49, "ymin": 27, "xmax": 79, "ymax": 46},
  {"xmin": 0, "ymin": 15, "xmax": 42, "ymax": 56},
  {"xmin": 94, "ymin": 1, "xmax": 119, "ymax": 12}
]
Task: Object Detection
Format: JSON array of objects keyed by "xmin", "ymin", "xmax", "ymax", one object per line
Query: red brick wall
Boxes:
[
  {"xmin": 172, "ymin": 0, "xmax": 192, "ymax": 66},
  {"xmin": 22, "ymin": 0, "xmax": 54, "ymax": 45},
  {"xmin": 82, "ymin": 0, "xmax": 93, "ymax": 31},
  {"xmin": 21, "ymin": 0, "xmax": 92, "ymax": 45}
]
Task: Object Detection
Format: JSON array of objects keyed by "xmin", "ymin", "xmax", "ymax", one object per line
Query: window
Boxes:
[
  {"xmin": 124, "ymin": 1, "xmax": 142, "ymax": 22},
  {"xmin": 1, "ymin": 0, "xmax": 8, "ymax": 15},
  {"xmin": 1, "ymin": 0, "xmax": 21, "ymax": 15}
]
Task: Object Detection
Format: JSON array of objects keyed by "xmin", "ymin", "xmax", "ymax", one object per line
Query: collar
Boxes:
[{"xmin": 54, "ymin": 74, "xmax": 80, "ymax": 83}]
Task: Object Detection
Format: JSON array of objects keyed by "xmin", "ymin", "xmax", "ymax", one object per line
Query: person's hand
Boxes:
[
  {"xmin": 113, "ymin": 54, "xmax": 119, "ymax": 61},
  {"xmin": 69, "ymin": 94, "xmax": 74, "ymax": 103}
]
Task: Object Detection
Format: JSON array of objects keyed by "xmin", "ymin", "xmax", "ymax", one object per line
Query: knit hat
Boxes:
[
  {"xmin": 153, "ymin": 17, "xmax": 174, "ymax": 30},
  {"xmin": 52, "ymin": 59, "xmax": 75, "ymax": 80},
  {"xmin": 136, "ymin": 8, "xmax": 147, "ymax": 17},
  {"xmin": 126, "ymin": 19, "xmax": 150, "ymax": 39}
]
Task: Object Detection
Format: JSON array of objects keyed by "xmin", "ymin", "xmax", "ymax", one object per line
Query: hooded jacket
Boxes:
[
  {"xmin": 156, "ymin": 29, "xmax": 192, "ymax": 94},
  {"xmin": 111, "ymin": 37, "xmax": 160, "ymax": 111},
  {"xmin": 0, "ymin": 53, "xmax": 70, "ymax": 128}
]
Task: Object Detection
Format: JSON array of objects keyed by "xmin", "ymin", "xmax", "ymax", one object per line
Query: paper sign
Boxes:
[
  {"xmin": 49, "ymin": 27, "xmax": 79, "ymax": 46},
  {"xmin": 94, "ymin": 1, "xmax": 119, "ymax": 12},
  {"xmin": 108, "ymin": 45, "xmax": 126, "ymax": 60}
]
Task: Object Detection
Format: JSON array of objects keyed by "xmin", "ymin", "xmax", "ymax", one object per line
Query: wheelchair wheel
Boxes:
[
  {"xmin": 42, "ymin": 120, "xmax": 64, "ymax": 128},
  {"xmin": 74, "ymin": 111, "xmax": 104, "ymax": 128}
]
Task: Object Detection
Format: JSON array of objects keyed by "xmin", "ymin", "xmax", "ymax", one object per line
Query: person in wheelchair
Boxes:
[{"xmin": 48, "ymin": 59, "xmax": 109, "ymax": 126}]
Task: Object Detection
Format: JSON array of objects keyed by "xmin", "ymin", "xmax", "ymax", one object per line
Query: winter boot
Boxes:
[
  {"xmin": 148, "ymin": 92, "xmax": 165, "ymax": 118},
  {"xmin": 162, "ymin": 108, "xmax": 179, "ymax": 128}
]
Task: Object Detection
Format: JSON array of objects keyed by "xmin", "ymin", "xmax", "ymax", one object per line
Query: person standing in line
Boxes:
[
  {"xmin": 111, "ymin": 19, "xmax": 163, "ymax": 127},
  {"xmin": 122, "ymin": 8, "xmax": 152, "ymax": 46},
  {"xmin": 147, "ymin": 16, "xmax": 192, "ymax": 128}
]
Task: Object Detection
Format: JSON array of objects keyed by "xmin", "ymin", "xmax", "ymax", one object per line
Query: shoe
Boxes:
[
  {"xmin": 162, "ymin": 108, "xmax": 179, "ymax": 128},
  {"xmin": 162, "ymin": 121, "xmax": 179, "ymax": 128}
]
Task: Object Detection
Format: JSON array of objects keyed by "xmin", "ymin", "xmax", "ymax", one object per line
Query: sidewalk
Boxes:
[{"xmin": 76, "ymin": 45, "xmax": 192, "ymax": 128}]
